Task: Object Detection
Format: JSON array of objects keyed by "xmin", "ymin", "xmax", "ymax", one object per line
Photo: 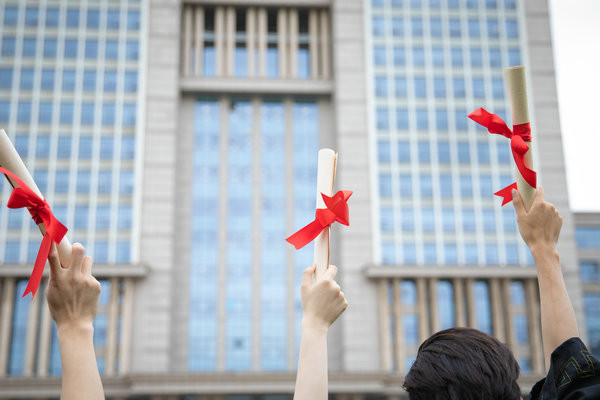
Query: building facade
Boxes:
[{"xmin": 0, "ymin": 0, "xmax": 592, "ymax": 399}]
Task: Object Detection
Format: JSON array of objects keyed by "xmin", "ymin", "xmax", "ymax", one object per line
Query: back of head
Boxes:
[{"xmin": 403, "ymin": 327, "xmax": 521, "ymax": 400}]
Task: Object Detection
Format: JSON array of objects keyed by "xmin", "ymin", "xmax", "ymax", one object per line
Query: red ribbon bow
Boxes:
[
  {"xmin": 0, "ymin": 167, "xmax": 68, "ymax": 297},
  {"xmin": 468, "ymin": 108, "xmax": 537, "ymax": 205},
  {"xmin": 286, "ymin": 190, "xmax": 353, "ymax": 250}
]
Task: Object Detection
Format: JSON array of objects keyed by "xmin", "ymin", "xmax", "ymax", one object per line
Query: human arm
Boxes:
[
  {"xmin": 512, "ymin": 187, "xmax": 579, "ymax": 370},
  {"xmin": 46, "ymin": 243, "xmax": 104, "ymax": 400},
  {"xmin": 293, "ymin": 264, "xmax": 348, "ymax": 400}
]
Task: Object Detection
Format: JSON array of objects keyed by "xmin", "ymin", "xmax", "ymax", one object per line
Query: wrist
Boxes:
[
  {"xmin": 301, "ymin": 316, "xmax": 329, "ymax": 336},
  {"xmin": 529, "ymin": 243, "xmax": 559, "ymax": 260},
  {"xmin": 57, "ymin": 320, "xmax": 94, "ymax": 341}
]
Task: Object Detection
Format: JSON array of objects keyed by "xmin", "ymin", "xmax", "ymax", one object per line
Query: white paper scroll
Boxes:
[
  {"xmin": 313, "ymin": 149, "xmax": 337, "ymax": 281},
  {"xmin": 505, "ymin": 66, "xmax": 536, "ymax": 211},
  {"xmin": 0, "ymin": 129, "xmax": 72, "ymax": 267}
]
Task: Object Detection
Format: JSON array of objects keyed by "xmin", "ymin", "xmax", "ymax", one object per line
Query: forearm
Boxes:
[
  {"xmin": 58, "ymin": 324, "xmax": 105, "ymax": 400},
  {"xmin": 293, "ymin": 320, "xmax": 328, "ymax": 400},
  {"xmin": 532, "ymin": 245, "xmax": 579, "ymax": 370}
]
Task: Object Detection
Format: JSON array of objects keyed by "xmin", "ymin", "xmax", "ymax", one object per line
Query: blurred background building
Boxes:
[{"xmin": 0, "ymin": 0, "xmax": 597, "ymax": 399}]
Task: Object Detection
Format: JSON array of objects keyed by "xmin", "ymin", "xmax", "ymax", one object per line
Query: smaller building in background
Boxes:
[{"xmin": 574, "ymin": 212, "xmax": 600, "ymax": 357}]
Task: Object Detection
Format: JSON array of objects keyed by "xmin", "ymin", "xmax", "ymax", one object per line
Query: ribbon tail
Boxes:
[
  {"xmin": 286, "ymin": 220, "xmax": 326, "ymax": 250},
  {"xmin": 23, "ymin": 233, "xmax": 52, "ymax": 298},
  {"xmin": 513, "ymin": 156, "xmax": 537, "ymax": 189},
  {"xmin": 494, "ymin": 182, "xmax": 519, "ymax": 206}
]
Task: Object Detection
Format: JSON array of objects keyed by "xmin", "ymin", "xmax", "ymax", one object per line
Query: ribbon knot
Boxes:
[
  {"xmin": 1, "ymin": 167, "xmax": 68, "ymax": 297},
  {"xmin": 468, "ymin": 107, "xmax": 537, "ymax": 206},
  {"xmin": 286, "ymin": 190, "xmax": 352, "ymax": 250}
]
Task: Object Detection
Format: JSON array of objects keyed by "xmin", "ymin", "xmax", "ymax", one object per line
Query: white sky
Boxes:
[{"xmin": 549, "ymin": 0, "xmax": 600, "ymax": 211}]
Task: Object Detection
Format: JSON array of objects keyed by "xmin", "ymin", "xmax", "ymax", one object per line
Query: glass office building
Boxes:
[{"xmin": 0, "ymin": 0, "xmax": 589, "ymax": 398}]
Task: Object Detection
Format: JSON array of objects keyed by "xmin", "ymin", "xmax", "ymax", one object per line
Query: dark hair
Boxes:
[{"xmin": 403, "ymin": 327, "xmax": 521, "ymax": 400}]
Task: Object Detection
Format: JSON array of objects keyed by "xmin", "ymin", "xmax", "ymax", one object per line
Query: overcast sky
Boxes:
[{"xmin": 549, "ymin": 0, "xmax": 600, "ymax": 211}]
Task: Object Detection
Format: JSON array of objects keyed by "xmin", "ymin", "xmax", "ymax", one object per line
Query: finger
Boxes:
[
  {"xmin": 69, "ymin": 243, "xmax": 86, "ymax": 276},
  {"xmin": 322, "ymin": 265, "xmax": 338, "ymax": 281},
  {"xmin": 81, "ymin": 255, "xmax": 93, "ymax": 276},
  {"xmin": 534, "ymin": 186, "xmax": 545, "ymax": 204},
  {"xmin": 47, "ymin": 243, "xmax": 62, "ymax": 281},
  {"xmin": 302, "ymin": 264, "xmax": 316, "ymax": 286},
  {"xmin": 512, "ymin": 189, "xmax": 526, "ymax": 217}
]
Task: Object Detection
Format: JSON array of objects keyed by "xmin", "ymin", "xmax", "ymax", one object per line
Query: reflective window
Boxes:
[
  {"xmin": 401, "ymin": 206, "xmax": 414, "ymax": 230},
  {"xmin": 436, "ymin": 109, "xmax": 448, "ymax": 130},
  {"xmin": 430, "ymin": 18, "xmax": 442, "ymax": 37},
  {"xmin": 66, "ymin": 8, "xmax": 79, "ymax": 28},
  {"xmin": 432, "ymin": 47, "xmax": 444, "ymax": 67},
  {"xmin": 418, "ymin": 141, "xmax": 430, "ymax": 162},
  {"xmin": 44, "ymin": 38, "xmax": 57, "ymax": 58},
  {"xmin": 374, "ymin": 46, "xmax": 386, "ymax": 66},
  {"xmin": 393, "ymin": 46, "xmax": 405, "ymax": 66},
  {"xmin": 506, "ymin": 19, "xmax": 518, "ymax": 38},
  {"xmin": 392, "ymin": 18, "xmax": 404, "ymax": 36},
  {"xmin": 126, "ymin": 41, "xmax": 139, "ymax": 60},
  {"xmin": 4, "ymin": 7, "xmax": 18, "ymax": 26},
  {"xmin": 88, "ymin": 9, "xmax": 100, "ymax": 28},
  {"xmin": 515, "ymin": 315, "xmax": 529, "ymax": 344},
  {"xmin": 380, "ymin": 208, "xmax": 394, "ymax": 232},
  {"xmin": 482, "ymin": 208, "xmax": 495, "ymax": 232},
  {"xmin": 424, "ymin": 242, "xmax": 436, "ymax": 264},
  {"xmin": 395, "ymin": 77, "xmax": 407, "ymax": 97},
  {"xmin": 474, "ymin": 281, "xmax": 492, "ymax": 333},
  {"xmin": 413, "ymin": 47, "xmax": 425, "ymax": 66},
  {"xmin": 64, "ymin": 39, "xmax": 78, "ymax": 58},
  {"xmin": 0, "ymin": 68, "xmax": 13, "ymax": 89},
  {"xmin": 414, "ymin": 77, "xmax": 427, "ymax": 98},
  {"xmin": 46, "ymin": 8, "xmax": 59, "ymax": 27},
  {"xmin": 105, "ymin": 40, "xmax": 119, "ymax": 60},
  {"xmin": 2, "ymin": 37, "xmax": 16, "ymax": 56},
  {"xmin": 434, "ymin": 77, "xmax": 446, "ymax": 98},
  {"xmin": 373, "ymin": 17, "xmax": 385, "ymax": 36},
  {"xmin": 128, "ymin": 10, "xmax": 141, "ymax": 30},
  {"xmin": 403, "ymin": 242, "xmax": 416, "ymax": 264},
  {"xmin": 580, "ymin": 261, "xmax": 600, "ymax": 282},
  {"xmin": 104, "ymin": 70, "xmax": 117, "ymax": 92},
  {"xmin": 453, "ymin": 77, "xmax": 465, "ymax": 97},
  {"xmin": 377, "ymin": 108, "xmax": 389, "ymax": 130},
  {"xmin": 83, "ymin": 70, "xmax": 97, "ymax": 91},
  {"xmin": 492, "ymin": 78, "xmax": 504, "ymax": 98},
  {"xmin": 399, "ymin": 175, "xmax": 412, "ymax": 197},
  {"xmin": 440, "ymin": 174, "xmax": 453, "ymax": 198},
  {"xmin": 451, "ymin": 48, "xmax": 463, "ymax": 67},
  {"xmin": 468, "ymin": 19, "xmax": 480, "ymax": 37},
  {"xmin": 488, "ymin": 18, "xmax": 500, "ymax": 38},
  {"xmin": 8, "ymin": 281, "xmax": 30, "ymax": 375},
  {"xmin": 449, "ymin": 19, "xmax": 461, "ymax": 37},
  {"xmin": 397, "ymin": 141, "xmax": 410, "ymax": 162},
  {"xmin": 420, "ymin": 174, "xmax": 432, "ymax": 198},
  {"xmin": 23, "ymin": 37, "xmax": 37, "ymax": 57},
  {"xmin": 463, "ymin": 209, "xmax": 476, "ymax": 232},
  {"xmin": 438, "ymin": 142, "xmax": 450, "ymax": 164},
  {"xmin": 20, "ymin": 68, "xmax": 34, "ymax": 90},
  {"xmin": 437, "ymin": 281, "xmax": 455, "ymax": 329},
  {"xmin": 489, "ymin": 48, "xmax": 502, "ymax": 67},
  {"xmin": 485, "ymin": 243, "xmax": 498, "ymax": 264},
  {"xmin": 473, "ymin": 78, "xmax": 485, "ymax": 98},
  {"xmin": 85, "ymin": 39, "xmax": 98, "ymax": 59},
  {"xmin": 458, "ymin": 142, "xmax": 470, "ymax": 163},
  {"xmin": 508, "ymin": 48, "xmax": 521, "ymax": 65},
  {"xmin": 378, "ymin": 140, "xmax": 391, "ymax": 163},
  {"xmin": 411, "ymin": 17, "xmax": 423, "ymax": 36},
  {"xmin": 416, "ymin": 109, "xmax": 428, "ymax": 130},
  {"xmin": 471, "ymin": 48, "xmax": 483, "ymax": 67},
  {"xmin": 442, "ymin": 208, "xmax": 455, "ymax": 231},
  {"xmin": 375, "ymin": 76, "xmax": 388, "ymax": 97},
  {"xmin": 584, "ymin": 294, "xmax": 600, "ymax": 356},
  {"xmin": 107, "ymin": 9, "xmax": 120, "ymax": 30},
  {"xmin": 397, "ymin": 108, "xmax": 409, "ymax": 129},
  {"xmin": 575, "ymin": 227, "xmax": 600, "ymax": 248},
  {"xmin": 379, "ymin": 174, "xmax": 392, "ymax": 197},
  {"xmin": 62, "ymin": 69, "xmax": 76, "ymax": 91}
]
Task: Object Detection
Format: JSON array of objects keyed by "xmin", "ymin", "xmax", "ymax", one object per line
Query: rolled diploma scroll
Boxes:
[
  {"xmin": 0, "ymin": 129, "xmax": 72, "ymax": 267},
  {"xmin": 313, "ymin": 149, "xmax": 338, "ymax": 281},
  {"xmin": 504, "ymin": 66, "xmax": 536, "ymax": 211}
]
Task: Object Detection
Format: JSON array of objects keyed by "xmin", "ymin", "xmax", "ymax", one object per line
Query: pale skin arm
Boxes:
[
  {"xmin": 46, "ymin": 243, "xmax": 105, "ymax": 400},
  {"xmin": 513, "ymin": 187, "xmax": 579, "ymax": 370},
  {"xmin": 294, "ymin": 264, "xmax": 348, "ymax": 400}
]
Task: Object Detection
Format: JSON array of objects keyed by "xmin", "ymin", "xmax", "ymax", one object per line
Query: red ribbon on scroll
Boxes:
[
  {"xmin": 468, "ymin": 108, "xmax": 537, "ymax": 205},
  {"xmin": 286, "ymin": 190, "xmax": 353, "ymax": 250},
  {"xmin": 0, "ymin": 167, "xmax": 68, "ymax": 297}
]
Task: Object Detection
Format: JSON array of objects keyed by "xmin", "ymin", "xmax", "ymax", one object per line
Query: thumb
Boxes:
[
  {"xmin": 47, "ymin": 243, "xmax": 62, "ymax": 282},
  {"xmin": 512, "ymin": 189, "xmax": 526, "ymax": 218},
  {"xmin": 302, "ymin": 264, "xmax": 316, "ymax": 287}
]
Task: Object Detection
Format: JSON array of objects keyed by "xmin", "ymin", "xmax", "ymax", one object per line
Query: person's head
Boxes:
[{"xmin": 403, "ymin": 327, "xmax": 521, "ymax": 400}]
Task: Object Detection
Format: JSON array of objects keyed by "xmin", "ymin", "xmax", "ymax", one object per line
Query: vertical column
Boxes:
[
  {"xmin": 0, "ymin": 278, "xmax": 15, "ymax": 376},
  {"xmin": 525, "ymin": 278, "xmax": 544, "ymax": 373},
  {"xmin": 502, "ymin": 278, "xmax": 515, "ymax": 349},
  {"xmin": 319, "ymin": 9, "xmax": 330, "ymax": 79},
  {"xmin": 195, "ymin": 7, "xmax": 205, "ymax": 76},
  {"xmin": 215, "ymin": 7, "xmax": 225, "ymax": 77},
  {"xmin": 24, "ymin": 288, "xmax": 41, "ymax": 376},
  {"xmin": 37, "ymin": 279, "xmax": 52, "ymax": 376},
  {"xmin": 416, "ymin": 278, "xmax": 429, "ymax": 342},
  {"xmin": 277, "ymin": 9, "xmax": 288, "ymax": 78},
  {"xmin": 257, "ymin": 8, "xmax": 267, "ymax": 77},
  {"xmin": 216, "ymin": 97, "xmax": 230, "ymax": 371},
  {"xmin": 309, "ymin": 10, "xmax": 319, "ymax": 79},
  {"xmin": 105, "ymin": 277, "xmax": 120, "ymax": 376},
  {"xmin": 378, "ymin": 280, "xmax": 392, "ymax": 371},
  {"xmin": 182, "ymin": 5, "xmax": 193, "ymax": 76},
  {"xmin": 288, "ymin": 8, "xmax": 298, "ymax": 78},
  {"xmin": 119, "ymin": 278, "xmax": 134, "ymax": 375},
  {"xmin": 429, "ymin": 278, "xmax": 439, "ymax": 333},
  {"xmin": 465, "ymin": 278, "xmax": 476, "ymax": 328},
  {"xmin": 225, "ymin": 7, "xmax": 236, "ymax": 77},
  {"xmin": 392, "ymin": 279, "xmax": 404, "ymax": 374},
  {"xmin": 453, "ymin": 278, "xmax": 465, "ymax": 327},
  {"xmin": 246, "ymin": 8, "xmax": 256, "ymax": 77},
  {"xmin": 489, "ymin": 278, "xmax": 506, "ymax": 342}
]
